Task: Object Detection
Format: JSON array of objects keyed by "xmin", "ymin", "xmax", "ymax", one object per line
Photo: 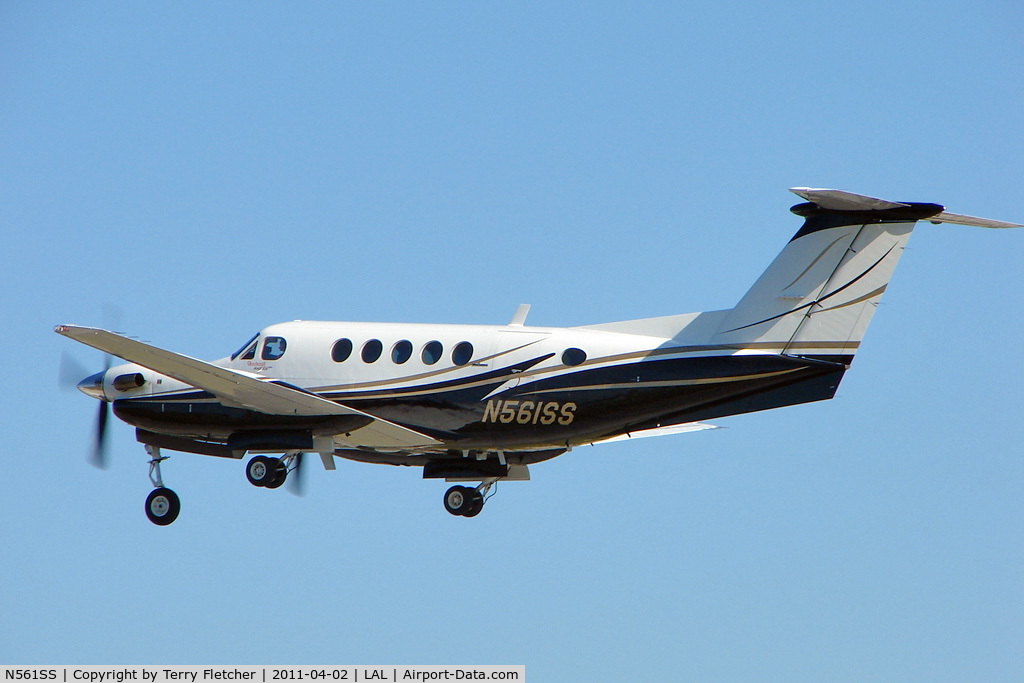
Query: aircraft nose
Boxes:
[{"xmin": 77, "ymin": 371, "xmax": 107, "ymax": 400}]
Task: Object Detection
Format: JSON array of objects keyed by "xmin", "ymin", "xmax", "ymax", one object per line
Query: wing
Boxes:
[{"xmin": 54, "ymin": 325, "xmax": 442, "ymax": 449}]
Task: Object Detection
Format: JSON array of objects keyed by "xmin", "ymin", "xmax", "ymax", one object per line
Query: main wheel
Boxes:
[
  {"xmin": 463, "ymin": 490, "xmax": 484, "ymax": 518},
  {"xmin": 145, "ymin": 487, "xmax": 180, "ymax": 526},
  {"xmin": 265, "ymin": 459, "xmax": 288, "ymax": 489},
  {"xmin": 246, "ymin": 456, "xmax": 277, "ymax": 487},
  {"xmin": 444, "ymin": 485, "xmax": 476, "ymax": 516}
]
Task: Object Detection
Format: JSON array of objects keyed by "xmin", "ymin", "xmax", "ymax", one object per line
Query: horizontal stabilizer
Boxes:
[
  {"xmin": 927, "ymin": 211, "xmax": 1022, "ymax": 229},
  {"xmin": 791, "ymin": 187, "xmax": 1021, "ymax": 228},
  {"xmin": 790, "ymin": 188, "xmax": 909, "ymax": 212}
]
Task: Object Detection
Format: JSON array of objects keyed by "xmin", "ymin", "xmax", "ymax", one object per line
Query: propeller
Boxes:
[
  {"xmin": 89, "ymin": 397, "xmax": 111, "ymax": 469},
  {"xmin": 59, "ymin": 306, "xmax": 123, "ymax": 469},
  {"xmin": 88, "ymin": 356, "xmax": 112, "ymax": 469},
  {"xmin": 288, "ymin": 452, "xmax": 306, "ymax": 497},
  {"xmin": 59, "ymin": 350, "xmax": 113, "ymax": 470}
]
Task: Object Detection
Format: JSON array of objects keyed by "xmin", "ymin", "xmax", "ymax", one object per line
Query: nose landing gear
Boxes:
[{"xmin": 144, "ymin": 445, "xmax": 180, "ymax": 526}]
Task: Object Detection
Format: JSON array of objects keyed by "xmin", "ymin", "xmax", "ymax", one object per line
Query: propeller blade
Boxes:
[
  {"xmin": 89, "ymin": 400, "xmax": 111, "ymax": 469},
  {"xmin": 58, "ymin": 353, "xmax": 90, "ymax": 390},
  {"xmin": 288, "ymin": 452, "xmax": 305, "ymax": 497}
]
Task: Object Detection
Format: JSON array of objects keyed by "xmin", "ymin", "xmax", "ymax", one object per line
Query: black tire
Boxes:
[
  {"xmin": 443, "ymin": 485, "xmax": 473, "ymax": 516},
  {"xmin": 246, "ymin": 456, "xmax": 276, "ymax": 487},
  {"xmin": 145, "ymin": 487, "xmax": 180, "ymax": 526},
  {"xmin": 265, "ymin": 459, "xmax": 288, "ymax": 489},
  {"xmin": 463, "ymin": 490, "xmax": 484, "ymax": 518}
]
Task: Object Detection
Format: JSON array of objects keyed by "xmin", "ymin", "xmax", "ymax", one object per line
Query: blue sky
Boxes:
[{"xmin": 2, "ymin": 2, "xmax": 1022, "ymax": 679}]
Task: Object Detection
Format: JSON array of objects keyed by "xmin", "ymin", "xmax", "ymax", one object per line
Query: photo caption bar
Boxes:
[{"xmin": 0, "ymin": 667, "xmax": 524, "ymax": 683}]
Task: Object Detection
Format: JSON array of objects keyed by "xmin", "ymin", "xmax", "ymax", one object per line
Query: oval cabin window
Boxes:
[
  {"xmin": 452, "ymin": 341, "xmax": 474, "ymax": 366},
  {"xmin": 361, "ymin": 339, "xmax": 383, "ymax": 363},
  {"xmin": 332, "ymin": 338, "xmax": 353, "ymax": 362},
  {"xmin": 392, "ymin": 340, "xmax": 413, "ymax": 364},
  {"xmin": 422, "ymin": 340, "xmax": 443, "ymax": 365},
  {"xmin": 562, "ymin": 348, "xmax": 587, "ymax": 366}
]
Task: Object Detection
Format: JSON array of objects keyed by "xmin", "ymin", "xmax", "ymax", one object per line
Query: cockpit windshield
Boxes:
[{"xmin": 231, "ymin": 333, "xmax": 259, "ymax": 361}]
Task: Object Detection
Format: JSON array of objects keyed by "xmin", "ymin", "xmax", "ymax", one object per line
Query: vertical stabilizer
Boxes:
[{"xmin": 712, "ymin": 189, "xmax": 946, "ymax": 363}]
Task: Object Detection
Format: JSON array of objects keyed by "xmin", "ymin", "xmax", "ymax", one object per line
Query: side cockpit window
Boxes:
[
  {"xmin": 231, "ymin": 334, "xmax": 259, "ymax": 361},
  {"xmin": 262, "ymin": 336, "xmax": 287, "ymax": 360}
]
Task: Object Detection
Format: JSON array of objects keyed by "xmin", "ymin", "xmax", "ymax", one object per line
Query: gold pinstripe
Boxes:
[
  {"xmin": 312, "ymin": 341, "xmax": 854, "ymax": 401},
  {"xmin": 814, "ymin": 284, "xmax": 888, "ymax": 313},
  {"xmin": 522, "ymin": 368, "xmax": 804, "ymax": 395}
]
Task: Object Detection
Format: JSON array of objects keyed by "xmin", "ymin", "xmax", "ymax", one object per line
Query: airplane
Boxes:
[{"xmin": 56, "ymin": 188, "xmax": 1020, "ymax": 525}]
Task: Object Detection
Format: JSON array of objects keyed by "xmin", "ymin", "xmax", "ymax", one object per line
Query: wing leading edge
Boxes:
[{"xmin": 54, "ymin": 325, "xmax": 442, "ymax": 449}]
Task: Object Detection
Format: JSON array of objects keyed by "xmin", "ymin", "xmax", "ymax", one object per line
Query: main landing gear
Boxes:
[
  {"xmin": 443, "ymin": 478, "xmax": 497, "ymax": 518},
  {"xmin": 144, "ymin": 445, "xmax": 180, "ymax": 526},
  {"xmin": 245, "ymin": 454, "xmax": 299, "ymax": 489}
]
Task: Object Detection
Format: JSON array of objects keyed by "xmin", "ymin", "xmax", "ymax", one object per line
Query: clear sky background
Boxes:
[{"xmin": 2, "ymin": 2, "xmax": 1022, "ymax": 680}]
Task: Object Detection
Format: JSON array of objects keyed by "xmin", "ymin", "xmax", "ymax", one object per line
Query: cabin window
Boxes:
[
  {"xmin": 421, "ymin": 340, "xmax": 443, "ymax": 365},
  {"xmin": 392, "ymin": 340, "xmax": 413, "ymax": 364},
  {"xmin": 332, "ymin": 338, "xmax": 353, "ymax": 362},
  {"xmin": 262, "ymin": 337, "xmax": 287, "ymax": 360},
  {"xmin": 452, "ymin": 341, "xmax": 474, "ymax": 366},
  {"xmin": 362, "ymin": 339, "xmax": 383, "ymax": 363},
  {"xmin": 231, "ymin": 334, "xmax": 259, "ymax": 360},
  {"xmin": 562, "ymin": 348, "xmax": 587, "ymax": 366}
]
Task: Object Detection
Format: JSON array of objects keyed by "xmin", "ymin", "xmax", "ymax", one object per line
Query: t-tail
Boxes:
[{"xmin": 712, "ymin": 188, "xmax": 1021, "ymax": 365}]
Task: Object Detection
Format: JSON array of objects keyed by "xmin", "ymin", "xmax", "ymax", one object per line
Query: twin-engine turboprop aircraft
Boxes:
[{"xmin": 56, "ymin": 188, "xmax": 1020, "ymax": 524}]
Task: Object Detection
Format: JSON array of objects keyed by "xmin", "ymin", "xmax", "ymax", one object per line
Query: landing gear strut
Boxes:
[
  {"xmin": 144, "ymin": 445, "xmax": 180, "ymax": 526},
  {"xmin": 443, "ymin": 478, "xmax": 496, "ymax": 517}
]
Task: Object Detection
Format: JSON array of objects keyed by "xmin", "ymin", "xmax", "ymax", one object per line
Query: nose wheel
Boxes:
[
  {"xmin": 144, "ymin": 445, "xmax": 180, "ymax": 525},
  {"xmin": 145, "ymin": 487, "xmax": 180, "ymax": 525}
]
